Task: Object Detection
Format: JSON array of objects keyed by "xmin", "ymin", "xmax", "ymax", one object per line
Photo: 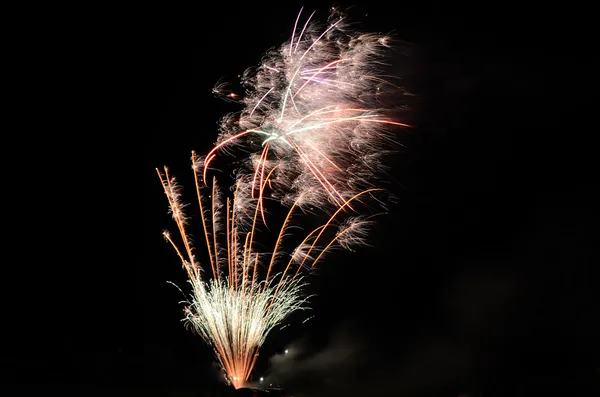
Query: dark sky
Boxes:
[{"xmin": 10, "ymin": 1, "xmax": 597, "ymax": 396}]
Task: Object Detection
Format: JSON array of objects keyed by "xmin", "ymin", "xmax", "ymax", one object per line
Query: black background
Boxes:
[{"xmin": 8, "ymin": 1, "xmax": 597, "ymax": 396}]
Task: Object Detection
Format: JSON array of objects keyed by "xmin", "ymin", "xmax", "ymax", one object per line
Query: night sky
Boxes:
[{"xmin": 10, "ymin": 1, "xmax": 597, "ymax": 396}]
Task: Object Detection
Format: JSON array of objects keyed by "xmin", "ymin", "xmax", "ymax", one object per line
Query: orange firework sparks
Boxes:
[{"xmin": 157, "ymin": 152, "xmax": 381, "ymax": 388}]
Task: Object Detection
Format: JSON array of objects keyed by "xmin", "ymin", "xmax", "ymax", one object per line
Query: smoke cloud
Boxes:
[{"xmin": 263, "ymin": 268, "xmax": 524, "ymax": 397}]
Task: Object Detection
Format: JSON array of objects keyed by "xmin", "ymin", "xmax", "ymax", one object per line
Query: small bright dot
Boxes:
[
  {"xmin": 260, "ymin": 377, "xmax": 264, "ymax": 382},
  {"xmin": 284, "ymin": 349, "xmax": 288, "ymax": 354}
]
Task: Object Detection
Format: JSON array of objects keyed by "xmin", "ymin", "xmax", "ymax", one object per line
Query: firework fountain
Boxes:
[
  {"xmin": 157, "ymin": 153, "xmax": 379, "ymax": 388},
  {"xmin": 156, "ymin": 7, "xmax": 409, "ymax": 389}
]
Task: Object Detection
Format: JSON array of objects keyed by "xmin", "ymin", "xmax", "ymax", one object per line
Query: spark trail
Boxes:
[{"xmin": 157, "ymin": 151, "xmax": 379, "ymax": 388}]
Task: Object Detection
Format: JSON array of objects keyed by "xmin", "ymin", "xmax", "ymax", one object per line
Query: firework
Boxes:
[
  {"xmin": 156, "ymin": 152, "xmax": 379, "ymax": 388},
  {"xmin": 203, "ymin": 8, "xmax": 410, "ymax": 216}
]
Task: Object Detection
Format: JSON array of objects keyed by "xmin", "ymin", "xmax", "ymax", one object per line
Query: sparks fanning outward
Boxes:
[
  {"xmin": 156, "ymin": 152, "xmax": 380, "ymax": 388},
  {"xmin": 203, "ymin": 8, "xmax": 411, "ymax": 215}
]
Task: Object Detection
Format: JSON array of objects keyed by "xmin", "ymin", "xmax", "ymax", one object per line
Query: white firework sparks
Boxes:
[
  {"xmin": 203, "ymin": 7, "xmax": 411, "ymax": 213},
  {"xmin": 182, "ymin": 276, "xmax": 308, "ymax": 389}
]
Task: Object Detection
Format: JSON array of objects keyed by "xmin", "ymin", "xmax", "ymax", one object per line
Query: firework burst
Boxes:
[
  {"xmin": 203, "ymin": 8, "xmax": 411, "ymax": 216},
  {"xmin": 156, "ymin": 152, "xmax": 379, "ymax": 388}
]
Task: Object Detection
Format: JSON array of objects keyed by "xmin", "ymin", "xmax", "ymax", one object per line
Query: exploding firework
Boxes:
[
  {"xmin": 203, "ymin": 7, "xmax": 411, "ymax": 216},
  {"xmin": 156, "ymin": 152, "xmax": 379, "ymax": 388}
]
